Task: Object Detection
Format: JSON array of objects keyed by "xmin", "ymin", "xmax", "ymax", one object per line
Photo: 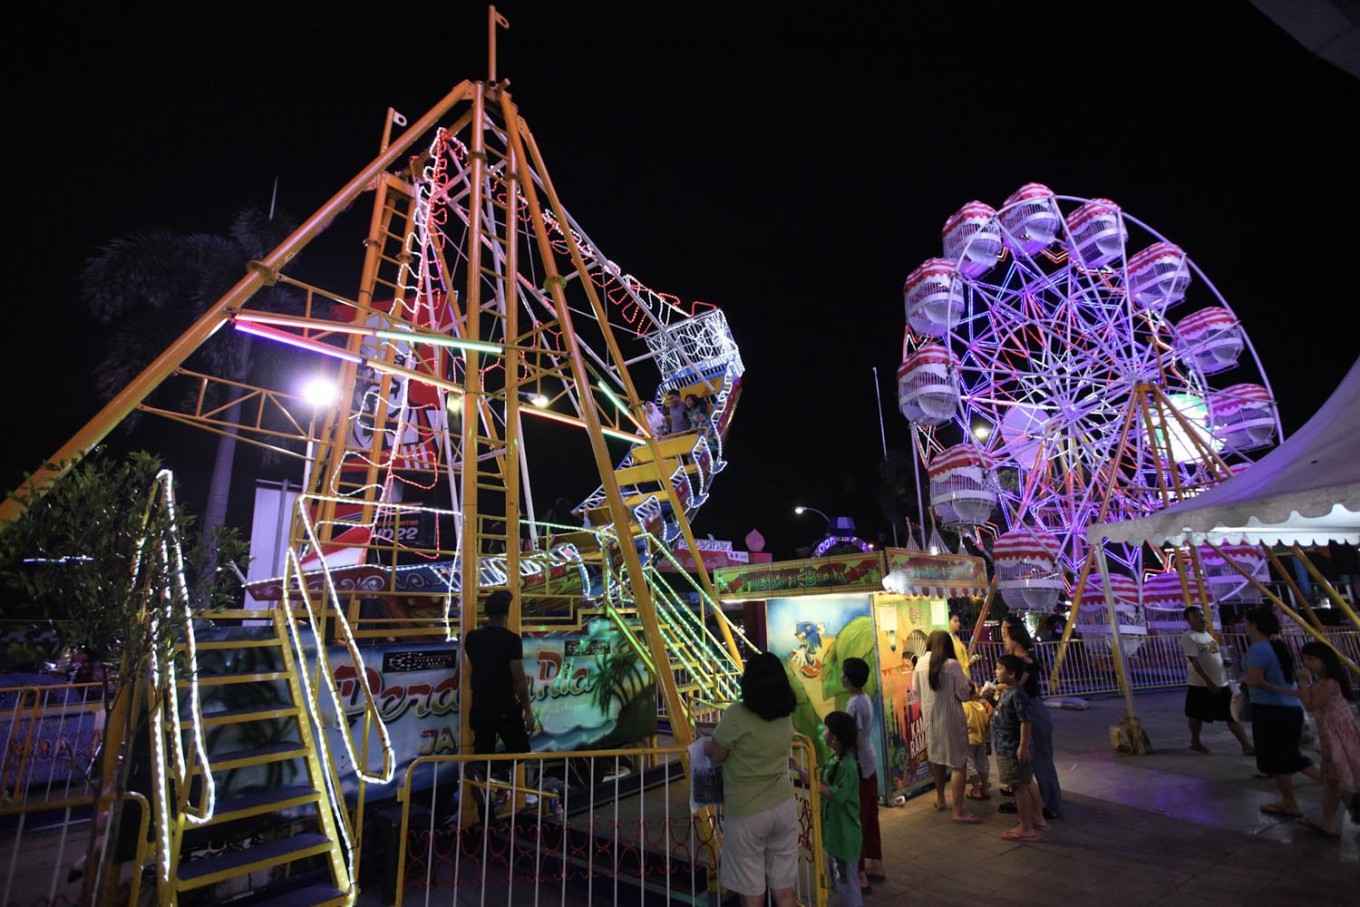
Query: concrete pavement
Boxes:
[{"xmin": 867, "ymin": 689, "xmax": 1357, "ymax": 906}]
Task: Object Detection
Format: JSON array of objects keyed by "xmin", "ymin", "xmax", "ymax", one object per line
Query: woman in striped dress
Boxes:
[{"xmin": 914, "ymin": 630, "xmax": 979, "ymax": 822}]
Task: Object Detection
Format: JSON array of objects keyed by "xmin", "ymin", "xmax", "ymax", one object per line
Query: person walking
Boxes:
[
  {"xmin": 1240, "ymin": 607, "xmax": 1318, "ymax": 819},
  {"xmin": 1262, "ymin": 641, "xmax": 1360, "ymax": 836},
  {"xmin": 1180, "ymin": 605, "xmax": 1254, "ymax": 755}
]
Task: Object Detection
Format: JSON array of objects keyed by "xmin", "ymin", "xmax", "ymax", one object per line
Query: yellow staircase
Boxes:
[{"xmin": 154, "ymin": 608, "xmax": 351, "ymax": 906}]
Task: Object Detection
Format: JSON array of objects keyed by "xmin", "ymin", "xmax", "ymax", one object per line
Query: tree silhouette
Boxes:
[{"xmin": 82, "ymin": 209, "xmax": 299, "ymax": 549}]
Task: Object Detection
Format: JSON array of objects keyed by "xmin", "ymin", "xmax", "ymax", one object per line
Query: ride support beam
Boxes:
[{"xmin": 0, "ymin": 80, "xmax": 473, "ymax": 525}]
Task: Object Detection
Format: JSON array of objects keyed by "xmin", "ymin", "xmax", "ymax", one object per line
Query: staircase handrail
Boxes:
[
  {"xmin": 286, "ymin": 497, "xmax": 397, "ymax": 787},
  {"xmin": 135, "ymin": 470, "xmax": 217, "ymax": 828}
]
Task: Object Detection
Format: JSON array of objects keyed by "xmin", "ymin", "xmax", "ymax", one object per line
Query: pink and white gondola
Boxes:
[
  {"xmin": 998, "ymin": 183, "xmax": 1061, "ymax": 256},
  {"xmin": 897, "ymin": 344, "xmax": 961, "ymax": 427},
  {"xmin": 1174, "ymin": 307, "xmax": 1244, "ymax": 375},
  {"xmin": 1141, "ymin": 571, "xmax": 1199, "ymax": 632},
  {"xmin": 994, "ymin": 526, "xmax": 1064, "ymax": 612},
  {"xmin": 1066, "ymin": 198, "xmax": 1127, "ymax": 270},
  {"xmin": 1077, "ymin": 573, "xmax": 1146, "ymax": 654},
  {"xmin": 1208, "ymin": 383, "xmax": 1277, "ymax": 451},
  {"xmin": 1126, "ymin": 241, "xmax": 1190, "ymax": 308},
  {"xmin": 928, "ymin": 444, "xmax": 997, "ymax": 527},
  {"xmin": 943, "ymin": 201, "xmax": 1002, "ymax": 278},
  {"xmin": 904, "ymin": 258, "xmax": 966, "ymax": 338},
  {"xmin": 1197, "ymin": 543, "xmax": 1267, "ymax": 604}
]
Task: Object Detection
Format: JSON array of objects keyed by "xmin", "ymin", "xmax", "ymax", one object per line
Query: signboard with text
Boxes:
[{"xmin": 714, "ymin": 552, "xmax": 886, "ymax": 599}]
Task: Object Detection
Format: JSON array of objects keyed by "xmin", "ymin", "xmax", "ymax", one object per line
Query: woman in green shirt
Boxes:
[{"xmin": 704, "ymin": 652, "xmax": 798, "ymax": 907}]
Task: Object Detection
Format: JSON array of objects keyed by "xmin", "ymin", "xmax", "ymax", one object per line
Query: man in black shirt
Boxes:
[{"xmin": 462, "ymin": 589, "xmax": 534, "ymax": 758}]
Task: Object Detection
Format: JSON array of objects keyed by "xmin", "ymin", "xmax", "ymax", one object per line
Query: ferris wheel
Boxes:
[{"xmin": 898, "ymin": 184, "xmax": 1281, "ymax": 610}]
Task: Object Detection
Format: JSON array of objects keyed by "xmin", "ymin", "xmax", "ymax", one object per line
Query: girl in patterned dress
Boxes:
[{"xmin": 1265, "ymin": 641, "xmax": 1360, "ymax": 836}]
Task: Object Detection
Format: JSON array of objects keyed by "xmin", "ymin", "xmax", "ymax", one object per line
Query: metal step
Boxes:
[
  {"xmin": 176, "ymin": 831, "xmax": 335, "ymax": 890},
  {"xmin": 182, "ymin": 704, "xmax": 302, "ymax": 728},
  {"xmin": 196, "ymin": 741, "xmax": 309, "ymax": 772},
  {"xmin": 205, "ymin": 785, "xmax": 325, "ymax": 825},
  {"xmin": 226, "ymin": 882, "xmax": 349, "ymax": 907},
  {"xmin": 189, "ymin": 637, "xmax": 284, "ymax": 652},
  {"xmin": 179, "ymin": 669, "xmax": 291, "ymax": 687}
]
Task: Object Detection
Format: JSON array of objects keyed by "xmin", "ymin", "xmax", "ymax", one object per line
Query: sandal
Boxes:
[
  {"xmin": 1259, "ymin": 803, "xmax": 1303, "ymax": 818},
  {"xmin": 951, "ymin": 813, "xmax": 982, "ymax": 824},
  {"xmin": 966, "ymin": 791, "xmax": 991, "ymax": 800},
  {"xmin": 999, "ymin": 828, "xmax": 1038, "ymax": 842},
  {"xmin": 1033, "ymin": 820, "xmax": 1052, "ymax": 831},
  {"xmin": 998, "ymin": 786, "xmax": 1015, "ymax": 797},
  {"xmin": 1295, "ymin": 816, "xmax": 1340, "ymax": 838},
  {"xmin": 997, "ymin": 801, "xmax": 1017, "ymax": 814}
]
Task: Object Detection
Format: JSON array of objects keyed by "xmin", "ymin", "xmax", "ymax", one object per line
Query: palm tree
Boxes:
[{"xmin": 82, "ymin": 209, "xmax": 298, "ymax": 551}]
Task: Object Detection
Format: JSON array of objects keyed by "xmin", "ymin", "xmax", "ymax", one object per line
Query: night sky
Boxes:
[{"xmin": 5, "ymin": 1, "xmax": 1358, "ymax": 560}]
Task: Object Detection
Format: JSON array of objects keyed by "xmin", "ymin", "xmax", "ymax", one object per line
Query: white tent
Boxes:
[{"xmin": 1091, "ymin": 356, "xmax": 1360, "ymax": 548}]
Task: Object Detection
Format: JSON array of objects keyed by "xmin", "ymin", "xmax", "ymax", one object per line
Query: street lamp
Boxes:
[{"xmin": 794, "ymin": 505, "xmax": 830, "ymax": 524}]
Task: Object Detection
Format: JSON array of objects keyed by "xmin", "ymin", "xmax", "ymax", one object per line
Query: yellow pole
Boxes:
[
  {"xmin": 1262, "ymin": 547, "xmax": 1326, "ymax": 630},
  {"xmin": 1289, "ymin": 543, "xmax": 1360, "ymax": 632},
  {"xmin": 501, "ymin": 99, "xmax": 694, "ymax": 746}
]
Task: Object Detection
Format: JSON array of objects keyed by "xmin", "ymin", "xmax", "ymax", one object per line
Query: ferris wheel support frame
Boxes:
[{"xmin": 1044, "ymin": 381, "xmax": 1253, "ymax": 703}]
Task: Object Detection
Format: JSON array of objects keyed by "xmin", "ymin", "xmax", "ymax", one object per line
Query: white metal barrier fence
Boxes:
[
  {"xmin": 969, "ymin": 628, "xmax": 1360, "ymax": 697},
  {"xmin": 2, "ymin": 682, "xmax": 106, "ymax": 806},
  {"xmin": 387, "ymin": 741, "xmax": 827, "ymax": 907}
]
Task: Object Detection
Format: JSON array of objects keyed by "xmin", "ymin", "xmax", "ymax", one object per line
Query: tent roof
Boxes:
[{"xmin": 1092, "ymin": 356, "xmax": 1360, "ymax": 548}]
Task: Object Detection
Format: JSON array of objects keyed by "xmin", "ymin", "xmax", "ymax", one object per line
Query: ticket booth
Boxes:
[{"xmin": 714, "ymin": 548, "xmax": 989, "ymax": 802}]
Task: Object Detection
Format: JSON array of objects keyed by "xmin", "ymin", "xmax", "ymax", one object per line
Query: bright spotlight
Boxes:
[{"xmin": 302, "ymin": 377, "xmax": 339, "ymax": 408}]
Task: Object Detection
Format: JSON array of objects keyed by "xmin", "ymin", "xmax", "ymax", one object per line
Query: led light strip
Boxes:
[{"xmin": 290, "ymin": 502, "xmax": 396, "ymax": 784}]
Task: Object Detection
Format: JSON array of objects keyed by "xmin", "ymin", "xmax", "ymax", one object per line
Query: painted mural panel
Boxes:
[
  {"xmin": 78, "ymin": 619, "xmax": 657, "ymax": 806},
  {"xmin": 874, "ymin": 595, "xmax": 949, "ymax": 799},
  {"xmin": 765, "ymin": 595, "xmax": 879, "ymax": 775}
]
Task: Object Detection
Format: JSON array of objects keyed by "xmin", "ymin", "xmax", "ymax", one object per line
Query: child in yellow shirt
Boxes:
[{"xmin": 963, "ymin": 682, "xmax": 994, "ymax": 800}]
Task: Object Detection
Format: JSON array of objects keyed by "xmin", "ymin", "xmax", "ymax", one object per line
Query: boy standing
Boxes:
[
  {"xmin": 842, "ymin": 657, "xmax": 884, "ymax": 888},
  {"xmin": 993, "ymin": 654, "xmax": 1042, "ymax": 842}
]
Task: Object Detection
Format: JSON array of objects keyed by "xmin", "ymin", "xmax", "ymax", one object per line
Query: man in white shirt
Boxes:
[{"xmin": 1180, "ymin": 606, "xmax": 1254, "ymax": 755}]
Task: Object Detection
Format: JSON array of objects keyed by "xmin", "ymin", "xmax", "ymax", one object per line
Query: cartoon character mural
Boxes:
[
  {"xmin": 768, "ymin": 596, "xmax": 876, "ymax": 770},
  {"xmin": 791, "ymin": 621, "xmax": 827, "ymax": 676}
]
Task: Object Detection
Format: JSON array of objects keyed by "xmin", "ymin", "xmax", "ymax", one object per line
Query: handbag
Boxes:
[
  {"xmin": 1231, "ymin": 683, "xmax": 1254, "ymax": 723},
  {"xmin": 688, "ymin": 737, "xmax": 724, "ymax": 812}
]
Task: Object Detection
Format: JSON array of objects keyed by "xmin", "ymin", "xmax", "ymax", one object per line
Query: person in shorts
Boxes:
[
  {"xmin": 992, "ymin": 654, "xmax": 1042, "ymax": 842},
  {"xmin": 703, "ymin": 653, "xmax": 798, "ymax": 907},
  {"xmin": 1180, "ymin": 606, "xmax": 1254, "ymax": 755}
]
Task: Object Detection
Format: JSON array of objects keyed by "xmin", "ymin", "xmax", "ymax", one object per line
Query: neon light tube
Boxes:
[
  {"xmin": 234, "ymin": 321, "xmax": 363, "ymax": 364},
  {"xmin": 521, "ymin": 405, "xmax": 641, "ymax": 444},
  {"xmin": 375, "ymin": 329, "xmax": 502, "ymax": 354}
]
